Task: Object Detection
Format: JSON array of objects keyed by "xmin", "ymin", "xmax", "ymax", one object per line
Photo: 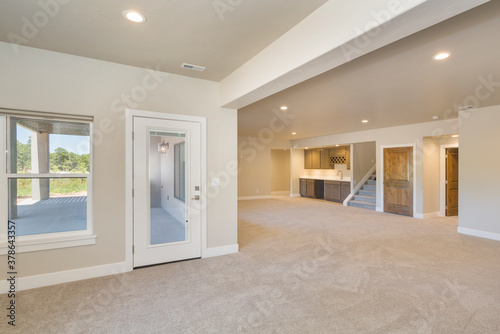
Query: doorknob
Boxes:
[{"xmin": 191, "ymin": 195, "xmax": 200, "ymax": 200}]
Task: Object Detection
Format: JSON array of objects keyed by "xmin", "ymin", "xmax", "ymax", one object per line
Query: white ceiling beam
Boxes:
[{"xmin": 219, "ymin": 0, "xmax": 489, "ymax": 109}]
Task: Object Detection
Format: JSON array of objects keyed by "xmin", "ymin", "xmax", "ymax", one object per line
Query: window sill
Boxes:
[{"xmin": 0, "ymin": 233, "xmax": 96, "ymax": 254}]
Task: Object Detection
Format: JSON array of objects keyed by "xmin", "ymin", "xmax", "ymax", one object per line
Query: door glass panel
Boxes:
[{"xmin": 149, "ymin": 131, "xmax": 187, "ymax": 245}]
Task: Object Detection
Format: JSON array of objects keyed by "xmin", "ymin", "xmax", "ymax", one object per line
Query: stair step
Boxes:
[
  {"xmin": 363, "ymin": 184, "xmax": 376, "ymax": 191},
  {"xmin": 354, "ymin": 195, "xmax": 376, "ymax": 203},
  {"xmin": 366, "ymin": 180, "xmax": 376, "ymax": 185},
  {"xmin": 359, "ymin": 189, "xmax": 375, "ymax": 197},
  {"xmin": 349, "ymin": 200, "xmax": 376, "ymax": 210}
]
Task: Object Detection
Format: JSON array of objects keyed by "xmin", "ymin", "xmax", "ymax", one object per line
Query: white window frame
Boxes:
[{"xmin": 0, "ymin": 113, "xmax": 96, "ymax": 254}]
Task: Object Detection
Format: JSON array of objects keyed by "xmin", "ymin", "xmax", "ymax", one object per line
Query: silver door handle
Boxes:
[{"xmin": 191, "ymin": 195, "xmax": 200, "ymax": 200}]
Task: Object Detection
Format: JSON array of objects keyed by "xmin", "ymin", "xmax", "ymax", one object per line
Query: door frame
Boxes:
[
  {"xmin": 439, "ymin": 143, "xmax": 459, "ymax": 217},
  {"xmin": 379, "ymin": 144, "xmax": 417, "ymax": 218},
  {"xmin": 125, "ymin": 108, "xmax": 207, "ymax": 270}
]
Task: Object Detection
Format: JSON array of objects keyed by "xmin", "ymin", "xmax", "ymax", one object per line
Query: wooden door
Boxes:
[
  {"xmin": 384, "ymin": 147, "xmax": 413, "ymax": 216},
  {"xmin": 446, "ymin": 148, "xmax": 459, "ymax": 216}
]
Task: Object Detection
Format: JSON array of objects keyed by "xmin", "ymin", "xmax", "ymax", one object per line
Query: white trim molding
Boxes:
[
  {"xmin": 238, "ymin": 195, "xmax": 273, "ymax": 200},
  {"xmin": 0, "ymin": 233, "xmax": 96, "ymax": 255},
  {"xmin": 204, "ymin": 244, "xmax": 239, "ymax": 258},
  {"xmin": 458, "ymin": 227, "xmax": 500, "ymax": 242},
  {"xmin": 0, "ymin": 262, "xmax": 128, "ymax": 293}
]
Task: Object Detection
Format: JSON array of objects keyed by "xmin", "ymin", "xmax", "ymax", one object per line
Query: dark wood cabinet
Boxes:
[
  {"xmin": 304, "ymin": 150, "xmax": 312, "ymax": 169},
  {"xmin": 320, "ymin": 149, "xmax": 330, "ymax": 169},
  {"xmin": 304, "ymin": 146, "xmax": 350, "ymax": 170},
  {"xmin": 300, "ymin": 179, "xmax": 307, "ymax": 197},
  {"xmin": 324, "ymin": 181, "xmax": 351, "ymax": 203},
  {"xmin": 300, "ymin": 178, "xmax": 324, "ymax": 199},
  {"xmin": 341, "ymin": 182, "xmax": 351, "ymax": 202},
  {"xmin": 311, "ymin": 150, "xmax": 321, "ymax": 169}
]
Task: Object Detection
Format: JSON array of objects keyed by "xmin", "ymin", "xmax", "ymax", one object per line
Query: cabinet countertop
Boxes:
[{"xmin": 300, "ymin": 176, "xmax": 351, "ymax": 182}]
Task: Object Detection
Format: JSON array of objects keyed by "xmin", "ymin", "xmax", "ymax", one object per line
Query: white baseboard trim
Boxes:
[
  {"xmin": 271, "ymin": 191, "xmax": 290, "ymax": 196},
  {"xmin": 291, "ymin": 193, "xmax": 301, "ymax": 198},
  {"xmin": 238, "ymin": 195, "xmax": 272, "ymax": 200},
  {"xmin": 204, "ymin": 244, "xmax": 239, "ymax": 258},
  {"xmin": 414, "ymin": 212, "xmax": 440, "ymax": 219},
  {"xmin": 0, "ymin": 262, "xmax": 129, "ymax": 293},
  {"xmin": 376, "ymin": 207, "xmax": 383, "ymax": 213},
  {"xmin": 458, "ymin": 227, "xmax": 500, "ymax": 242}
]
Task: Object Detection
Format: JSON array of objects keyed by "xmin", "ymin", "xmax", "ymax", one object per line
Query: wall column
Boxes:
[{"xmin": 32, "ymin": 132, "xmax": 50, "ymax": 201}]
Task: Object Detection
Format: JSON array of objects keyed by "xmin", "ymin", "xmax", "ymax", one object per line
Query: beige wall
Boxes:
[
  {"xmin": 422, "ymin": 137, "xmax": 458, "ymax": 215},
  {"xmin": 291, "ymin": 149, "xmax": 304, "ymax": 196},
  {"xmin": 271, "ymin": 149, "xmax": 291, "ymax": 192},
  {"xmin": 0, "ymin": 41, "xmax": 238, "ymax": 277},
  {"xmin": 459, "ymin": 105, "xmax": 500, "ymax": 235},
  {"xmin": 238, "ymin": 136, "xmax": 290, "ymax": 198},
  {"xmin": 352, "ymin": 142, "xmax": 376, "ymax": 189}
]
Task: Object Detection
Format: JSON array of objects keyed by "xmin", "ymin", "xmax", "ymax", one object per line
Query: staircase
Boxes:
[{"xmin": 349, "ymin": 173, "xmax": 376, "ymax": 210}]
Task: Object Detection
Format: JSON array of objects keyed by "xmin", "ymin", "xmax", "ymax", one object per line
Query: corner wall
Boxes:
[{"xmin": 459, "ymin": 105, "xmax": 500, "ymax": 238}]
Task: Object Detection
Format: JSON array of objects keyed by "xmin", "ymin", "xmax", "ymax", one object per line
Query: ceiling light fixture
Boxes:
[
  {"xmin": 452, "ymin": 135, "xmax": 459, "ymax": 138},
  {"xmin": 305, "ymin": 147, "xmax": 308, "ymax": 150},
  {"xmin": 280, "ymin": 106, "xmax": 288, "ymax": 110},
  {"xmin": 434, "ymin": 52, "xmax": 450, "ymax": 60},
  {"xmin": 335, "ymin": 145, "xmax": 339, "ymax": 147},
  {"xmin": 291, "ymin": 132, "xmax": 296, "ymax": 135},
  {"xmin": 123, "ymin": 10, "xmax": 147, "ymax": 23},
  {"xmin": 362, "ymin": 120, "xmax": 368, "ymax": 123}
]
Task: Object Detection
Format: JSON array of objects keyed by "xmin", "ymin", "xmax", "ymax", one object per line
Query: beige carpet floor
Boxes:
[{"xmin": 3, "ymin": 197, "xmax": 500, "ymax": 333}]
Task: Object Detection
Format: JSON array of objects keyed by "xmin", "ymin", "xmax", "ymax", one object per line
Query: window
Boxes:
[
  {"xmin": 174, "ymin": 142, "xmax": 185, "ymax": 201},
  {"xmin": 0, "ymin": 111, "xmax": 95, "ymax": 253}
]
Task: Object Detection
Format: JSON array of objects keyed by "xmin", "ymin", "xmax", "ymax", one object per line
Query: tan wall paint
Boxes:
[
  {"xmin": 459, "ymin": 105, "xmax": 500, "ymax": 235},
  {"xmin": 0, "ymin": 42, "xmax": 238, "ymax": 277},
  {"xmin": 352, "ymin": 142, "xmax": 376, "ymax": 188},
  {"xmin": 238, "ymin": 137, "xmax": 290, "ymax": 197},
  {"xmin": 271, "ymin": 149, "xmax": 291, "ymax": 192},
  {"xmin": 291, "ymin": 149, "xmax": 304, "ymax": 196},
  {"xmin": 422, "ymin": 137, "xmax": 458, "ymax": 214}
]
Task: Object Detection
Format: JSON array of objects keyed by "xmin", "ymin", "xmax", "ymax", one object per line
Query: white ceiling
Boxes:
[
  {"xmin": 238, "ymin": 1, "xmax": 500, "ymax": 140},
  {"xmin": 0, "ymin": 0, "xmax": 328, "ymax": 81}
]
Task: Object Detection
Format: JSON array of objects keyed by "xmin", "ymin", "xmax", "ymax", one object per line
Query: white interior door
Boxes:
[{"xmin": 133, "ymin": 116, "xmax": 201, "ymax": 267}]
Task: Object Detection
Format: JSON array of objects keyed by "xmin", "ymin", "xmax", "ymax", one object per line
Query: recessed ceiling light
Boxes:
[
  {"xmin": 280, "ymin": 106, "xmax": 288, "ymax": 110},
  {"xmin": 335, "ymin": 144, "xmax": 339, "ymax": 147},
  {"xmin": 123, "ymin": 10, "xmax": 147, "ymax": 23},
  {"xmin": 452, "ymin": 134, "xmax": 459, "ymax": 138},
  {"xmin": 305, "ymin": 147, "xmax": 308, "ymax": 150},
  {"xmin": 433, "ymin": 116, "xmax": 439, "ymax": 120},
  {"xmin": 434, "ymin": 52, "xmax": 450, "ymax": 60},
  {"xmin": 291, "ymin": 132, "xmax": 296, "ymax": 135},
  {"xmin": 362, "ymin": 120, "xmax": 368, "ymax": 123}
]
